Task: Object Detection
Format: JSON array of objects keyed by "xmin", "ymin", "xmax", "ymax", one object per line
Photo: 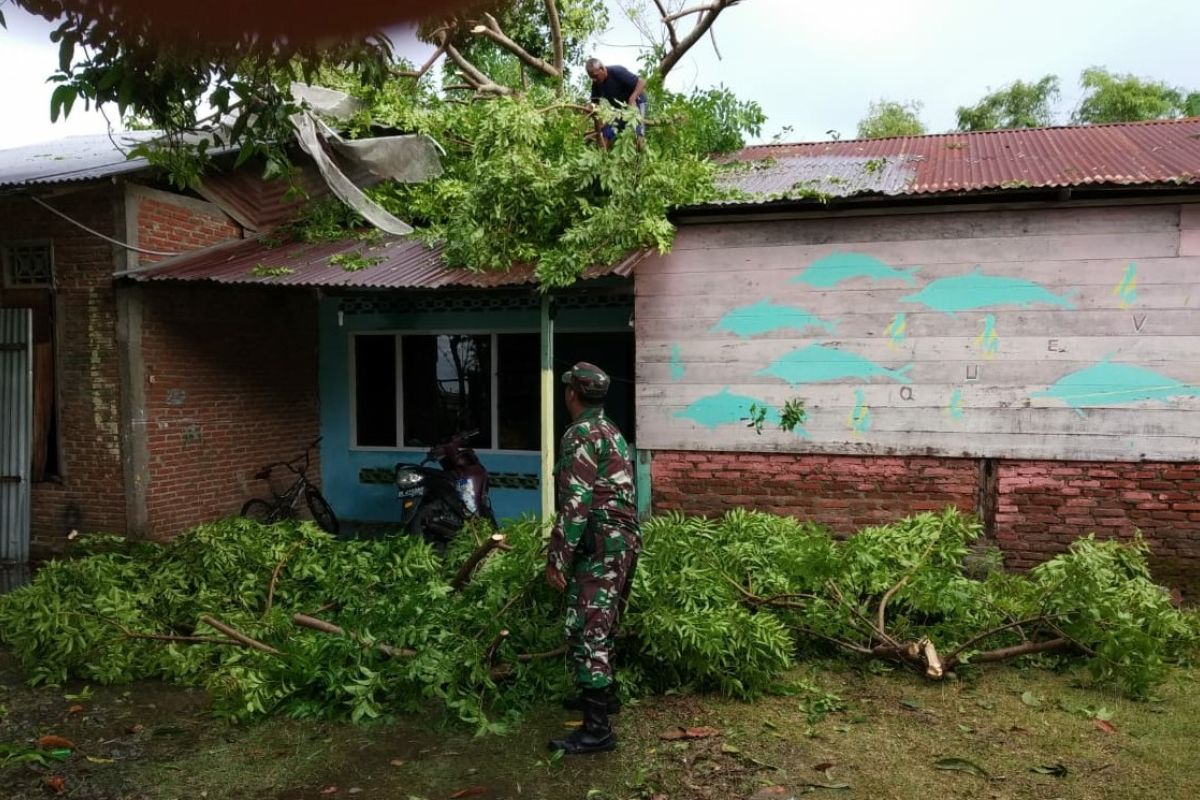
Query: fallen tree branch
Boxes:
[
  {"xmin": 877, "ymin": 539, "xmax": 938, "ymax": 635},
  {"xmin": 394, "ymin": 40, "xmax": 449, "ymax": 79},
  {"xmin": 292, "ymin": 613, "xmax": 416, "ymax": 659},
  {"xmin": 489, "ymin": 644, "xmax": 569, "ymax": 681},
  {"xmin": 485, "ymin": 629, "xmax": 509, "ymax": 664},
  {"xmin": 443, "ymin": 40, "xmax": 514, "ymax": 96},
  {"xmin": 452, "ymin": 533, "xmax": 507, "ymax": 590},
  {"xmin": 264, "ymin": 542, "xmax": 302, "ymax": 618},
  {"xmin": 469, "ymin": 13, "xmax": 561, "ymax": 78},
  {"xmin": 944, "ymin": 616, "xmax": 1058, "ymax": 665},
  {"xmin": 199, "ymin": 615, "xmax": 282, "ymax": 656},
  {"xmin": 957, "ymin": 637, "xmax": 1074, "ymax": 666}
]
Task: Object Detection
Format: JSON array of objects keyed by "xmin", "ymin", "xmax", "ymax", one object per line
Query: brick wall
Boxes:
[
  {"xmin": 133, "ymin": 187, "xmax": 241, "ymax": 265},
  {"xmin": 137, "ymin": 284, "xmax": 319, "ymax": 539},
  {"xmin": 0, "ymin": 188, "xmax": 128, "ymax": 553},
  {"xmin": 996, "ymin": 461, "xmax": 1200, "ymax": 597},
  {"xmin": 651, "ymin": 451, "xmax": 1200, "ymax": 597},
  {"xmin": 651, "ymin": 451, "xmax": 979, "ymax": 534}
]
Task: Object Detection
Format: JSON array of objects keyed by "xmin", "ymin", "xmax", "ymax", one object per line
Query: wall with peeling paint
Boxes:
[{"xmin": 637, "ymin": 203, "xmax": 1200, "ymax": 462}]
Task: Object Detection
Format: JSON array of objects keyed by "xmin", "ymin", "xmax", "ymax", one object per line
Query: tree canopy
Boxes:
[
  {"xmin": 6, "ymin": 0, "xmax": 761, "ymax": 287},
  {"xmin": 856, "ymin": 99, "xmax": 926, "ymax": 139},
  {"xmin": 955, "ymin": 75, "xmax": 1061, "ymax": 131},
  {"xmin": 1073, "ymin": 67, "xmax": 1199, "ymax": 124}
]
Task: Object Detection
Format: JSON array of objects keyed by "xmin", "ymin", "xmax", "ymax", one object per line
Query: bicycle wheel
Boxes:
[
  {"xmin": 240, "ymin": 498, "xmax": 278, "ymax": 523},
  {"xmin": 304, "ymin": 486, "xmax": 340, "ymax": 536}
]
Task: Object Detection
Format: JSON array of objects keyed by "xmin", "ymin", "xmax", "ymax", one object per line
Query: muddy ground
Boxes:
[{"xmin": 2, "ymin": 649, "xmax": 1197, "ymax": 800}]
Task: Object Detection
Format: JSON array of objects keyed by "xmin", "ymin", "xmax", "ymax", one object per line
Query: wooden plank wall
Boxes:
[{"xmin": 635, "ymin": 204, "xmax": 1200, "ymax": 461}]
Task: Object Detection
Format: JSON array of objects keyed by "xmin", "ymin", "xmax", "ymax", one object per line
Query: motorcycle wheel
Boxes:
[{"xmin": 410, "ymin": 497, "xmax": 463, "ymax": 555}]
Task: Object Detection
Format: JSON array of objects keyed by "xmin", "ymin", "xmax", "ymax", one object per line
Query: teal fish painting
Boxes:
[
  {"xmin": 847, "ymin": 389, "xmax": 871, "ymax": 435},
  {"xmin": 791, "ymin": 252, "xmax": 919, "ymax": 288},
  {"xmin": 1113, "ymin": 263, "xmax": 1137, "ymax": 308},
  {"xmin": 676, "ymin": 388, "xmax": 779, "ymax": 429},
  {"xmin": 1032, "ymin": 360, "xmax": 1200, "ymax": 416},
  {"xmin": 883, "ymin": 313, "xmax": 908, "ymax": 348},
  {"xmin": 900, "ymin": 267, "xmax": 1075, "ymax": 314},
  {"xmin": 711, "ymin": 301, "xmax": 840, "ymax": 338},
  {"xmin": 669, "ymin": 344, "xmax": 686, "ymax": 380},
  {"xmin": 675, "ymin": 388, "xmax": 812, "ymax": 437},
  {"xmin": 756, "ymin": 344, "xmax": 913, "ymax": 386}
]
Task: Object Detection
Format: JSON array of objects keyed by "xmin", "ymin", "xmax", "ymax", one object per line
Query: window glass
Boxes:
[
  {"xmin": 497, "ymin": 333, "xmax": 540, "ymax": 450},
  {"xmin": 354, "ymin": 334, "xmax": 397, "ymax": 446},
  {"xmin": 402, "ymin": 334, "xmax": 492, "ymax": 448}
]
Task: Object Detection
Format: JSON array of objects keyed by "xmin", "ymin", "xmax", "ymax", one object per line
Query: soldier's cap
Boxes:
[{"xmin": 561, "ymin": 361, "xmax": 610, "ymax": 401}]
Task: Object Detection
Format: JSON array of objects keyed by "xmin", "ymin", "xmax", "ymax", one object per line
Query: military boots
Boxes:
[{"xmin": 549, "ymin": 688, "xmax": 617, "ymax": 755}]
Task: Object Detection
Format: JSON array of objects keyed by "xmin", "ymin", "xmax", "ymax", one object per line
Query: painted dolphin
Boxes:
[
  {"xmin": 711, "ymin": 301, "xmax": 840, "ymax": 338},
  {"xmin": 791, "ymin": 252, "xmax": 919, "ymax": 288},
  {"xmin": 675, "ymin": 388, "xmax": 810, "ymax": 437},
  {"xmin": 756, "ymin": 343, "xmax": 913, "ymax": 386},
  {"xmin": 900, "ymin": 267, "xmax": 1075, "ymax": 314},
  {"xmin": 675, "ymin": 388, "xmax": 779, "ymax": 428},
  {"xmin": 1032, "ymin": 361, "xmax": 1200, "ymax": 415}
]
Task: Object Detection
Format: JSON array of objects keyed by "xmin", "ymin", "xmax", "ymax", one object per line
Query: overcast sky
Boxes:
[{"xmin": 1, "ymin": 0, "xmax": 1197, "ymax": 150}]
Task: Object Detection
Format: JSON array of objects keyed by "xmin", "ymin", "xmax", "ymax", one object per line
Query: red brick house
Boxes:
[{"xmin": 0, "ymin": 133, "xmax": 320, "ymax": 561}]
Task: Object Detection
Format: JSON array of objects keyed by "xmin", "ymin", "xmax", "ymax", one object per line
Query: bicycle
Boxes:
[{"xmin": 240, "ymin": 438, "xmax": 339, "ymax": 535}]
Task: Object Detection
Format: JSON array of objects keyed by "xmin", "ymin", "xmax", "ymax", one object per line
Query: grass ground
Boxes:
[{"xmin": 2, "ymin": 650, "xmax": 1197, "ymax": 800}]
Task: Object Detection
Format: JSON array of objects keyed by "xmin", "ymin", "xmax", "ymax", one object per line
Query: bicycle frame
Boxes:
[{"xmin": 253, "ymin": 439, "xmax": 320, "ymax": 517}]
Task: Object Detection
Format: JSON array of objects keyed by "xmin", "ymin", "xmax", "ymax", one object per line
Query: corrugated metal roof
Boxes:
[
  {"xmin": 720, "ymin": 118, "xmax": 1200, "ymax": 204},
  {"xmin": 0, "ymin": 132, "xmax": 164, "ymax": 188},
  {"xmin": 124, "ymin": 233, "xmax": 644, "ymax": 289}
]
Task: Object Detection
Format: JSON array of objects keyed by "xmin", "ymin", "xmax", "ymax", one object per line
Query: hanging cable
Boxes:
[{"xmin": 29, "ymin": 195, "xmax": 182, "ymax": 258}]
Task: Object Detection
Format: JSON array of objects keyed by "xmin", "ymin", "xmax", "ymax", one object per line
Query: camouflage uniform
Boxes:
[{"xmin": 549, "ymin": 366, "xmax": 641, "ymax": 691}]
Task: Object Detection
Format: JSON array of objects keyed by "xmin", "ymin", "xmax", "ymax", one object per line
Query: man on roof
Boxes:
[{"xmin": 585, "ymin": 58, "xmax": 647, "ymax": 150}]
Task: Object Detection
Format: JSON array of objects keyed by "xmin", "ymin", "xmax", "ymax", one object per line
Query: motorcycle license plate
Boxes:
[
  {"xmin": 457, "ymin": 478, "xmax": 478, "ymax": 514},
  {"xmin": 397, "ymin": 488, "xmax": 423, "ymax": 499}
]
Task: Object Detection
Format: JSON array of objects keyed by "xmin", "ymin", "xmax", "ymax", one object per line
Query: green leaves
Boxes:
[
  {"xmin": 2, "ymin": 510, "xmax": 1194, "ymax": 733},
  {"xmin": 49, "ymin": 85, "xmax": 78, "ymax": 123}
]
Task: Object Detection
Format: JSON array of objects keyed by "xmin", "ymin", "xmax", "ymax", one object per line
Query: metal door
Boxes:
[{"xmin": 1, "ymin": 308, "xmax": 32, "ymax": 563}]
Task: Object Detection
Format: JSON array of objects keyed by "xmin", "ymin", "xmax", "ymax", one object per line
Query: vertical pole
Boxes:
[{"xmin": 539, "ymin": 293, "xmax": 555, "ymax": 521}]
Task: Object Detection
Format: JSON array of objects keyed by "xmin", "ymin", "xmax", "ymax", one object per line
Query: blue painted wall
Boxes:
[{"xmin": 318, "ymin": 293, "xmax": 632, "ymax": 525}]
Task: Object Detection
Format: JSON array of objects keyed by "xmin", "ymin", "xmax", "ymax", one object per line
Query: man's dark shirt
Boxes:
[{"xmin": 590, "ymin": 65, "xmax": 645, "ymax": 107}]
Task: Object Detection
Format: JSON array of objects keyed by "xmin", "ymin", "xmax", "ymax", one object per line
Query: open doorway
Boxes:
[{"xmin": 554, "ymin": 331, "xmax": 635, "ymax": 450}]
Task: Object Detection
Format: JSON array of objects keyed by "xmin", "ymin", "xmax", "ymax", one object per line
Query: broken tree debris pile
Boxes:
[{"xmin": 0, "ymin": 509, "xmax": 1195, "ymax": 731}]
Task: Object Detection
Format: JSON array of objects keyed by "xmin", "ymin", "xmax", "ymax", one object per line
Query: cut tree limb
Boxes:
[
  {"xmin": 292, "ymin": 613, "xmax": 416, "ymax": 659},
  {"xmin": 443, "ymin": 40, "xmax": 513, "ymax": 95},
  {"xmin": 199, "ymin": 615, "xmax": 282, "ymax": 656},
  {"xmin": 469, "ymin": 13, "xmax": 561, "ymax": 78},
  {"xmin": 452, "ymin": 533, "xmax": 507, "ymax": 590},
  {"xmin": 956, "ymin": 637, "xmax": 1074, "ymax": 666},
  {"xmin": 395, "ymin": 40, "xmax": 448, "ymax": 79},
  {"xmin": 264, "ymin": 542, "xmax": 302, "ymax": 618}
]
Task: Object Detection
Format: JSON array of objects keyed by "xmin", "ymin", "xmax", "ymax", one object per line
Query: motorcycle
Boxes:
[{"xmin": 394, "ymin": 430, "xmax": 497, "ymax": 554}]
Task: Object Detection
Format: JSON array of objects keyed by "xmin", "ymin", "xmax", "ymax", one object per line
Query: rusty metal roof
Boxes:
[
  {"xmin": 124, "ymin": 233, "xmax": 644, "ymax": 289},
  {"xmin": 720, "ymin": 118, "xmax": 1200, "ymax": 204},
  {"xmin": 0, "ymin": 133, "xmax": 161, "ymax": 188}
]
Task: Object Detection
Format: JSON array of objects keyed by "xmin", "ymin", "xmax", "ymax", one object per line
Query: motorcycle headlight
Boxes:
[{"xmin": 395, "ymin": 469, "xmax": 423, "ymax": 488}]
